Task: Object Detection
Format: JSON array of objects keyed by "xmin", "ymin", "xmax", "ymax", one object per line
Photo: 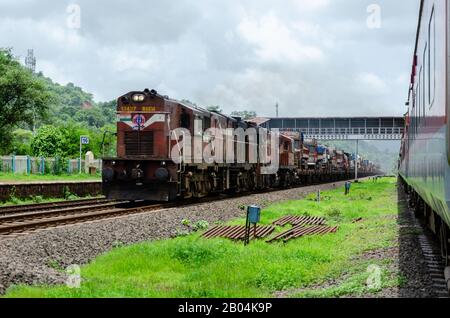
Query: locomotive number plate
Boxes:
[
  {"xmin": 142, "ymin": 106, "xmax": 157, "ymax": 112},
  {"xmin": 120, "ymin": 106, "xmax": 137, "ymax": 112},
  {"xmin": 120, "ymin": 106, "xmax": 157, "ymax": 113}
]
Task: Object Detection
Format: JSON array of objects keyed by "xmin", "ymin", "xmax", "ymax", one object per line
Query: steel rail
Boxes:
[
  {"xmin": 0, "ymin": 198, "xmax": 110, "ymax": 215},
  {"xmin": 0, "ymin": 202, "xmax": 128, "ymax": 224}
]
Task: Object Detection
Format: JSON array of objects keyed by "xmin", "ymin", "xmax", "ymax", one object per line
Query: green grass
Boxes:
[
  {"xmin": 0, "ymin": 172, "xmax": 101, "ymax": 183},
  {"xmin": 3, "ymin": 178, "xmax": 400, "ymax": 298}
]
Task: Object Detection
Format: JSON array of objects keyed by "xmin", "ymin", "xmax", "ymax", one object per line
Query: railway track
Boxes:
[
  {"xmin": 0, "ymin": 201, "xmax": 127, "ymax": 223},
  {"xmin": 403, "ymin": 185, "xmax": 450, "ymax": 298},
  {"xmin": 0, "ymin": 177, "xmax": 376, "ymax": 239},
  {"xmin": 0, "ymin": 198, "xmax": 111, "ymax": 215},
  {"xmin": 0, "ymin": 202, "xmax": 169, "ymax": 237},
  {"xmin": 0, "ymin": 189, "xmax": 296, "ymax": 238}
]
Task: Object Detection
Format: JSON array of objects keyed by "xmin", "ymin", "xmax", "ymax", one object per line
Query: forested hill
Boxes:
[
  {"xmin": 0, "ymin": 48, "xmax": 117, "ymax": 158},
  {"xmin": 36, "ymin": 73, "xmax": 116, "ymax": 129}
]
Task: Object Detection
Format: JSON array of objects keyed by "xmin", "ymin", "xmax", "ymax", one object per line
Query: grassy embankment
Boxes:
[
  {"xmin": 4, "ymin": 178, "xmax": 402, "ymax": 298},
  {"xmin": 0, "ymin": 195, "xmax": 102, "ymax": 207},
  {"xmin": 0, "ymin": 172, "xmax": 101, "ymax": 206},
  {"xmin": 0, "ymin": 172, "xmax": 101, "ymax": 183}
]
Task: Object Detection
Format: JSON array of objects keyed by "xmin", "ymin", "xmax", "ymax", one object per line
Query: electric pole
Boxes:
[
  {"xmin": 25, "ymin": 49, "xmax": 37, "ymax": 135},
  {"xmin": 25, "ymin": 49, "xmax": 36, "ymax": 73}
]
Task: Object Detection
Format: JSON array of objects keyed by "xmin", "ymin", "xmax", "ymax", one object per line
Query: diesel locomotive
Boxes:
[{"xmin": 102, "ymin": 89, "xmax": 377, "ymax": 202}]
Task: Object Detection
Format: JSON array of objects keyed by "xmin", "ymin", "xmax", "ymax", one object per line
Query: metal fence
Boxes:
[{"xmin": 0, "ymin": 156, "xmax": 102, "ymax": 175}]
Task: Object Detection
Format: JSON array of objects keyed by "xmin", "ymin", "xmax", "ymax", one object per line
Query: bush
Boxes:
[
  {"xmin": 32, "ymin": 196, "xmax": 44, "ymax": 204},
  {"xmin": 181, "ymin": 219, "xmax": 191, "ymax": 227},
  {"xmin": 31, "ymin": 125, "xmax": 65, "ymax": 158},
  {"xmin": 193, "ymin": 220, "xmax": 209, "ymax": 231},
  {"xmin": 8, "ymin": 186, "xmax": 19, "ymax": 204},
  {"xmin": 326, "ymin": 207, "xmax": 342, "ymax": 221},
  {"xmin": 63, "ymin": 186, "xmax": 78, "ymax": 200}
]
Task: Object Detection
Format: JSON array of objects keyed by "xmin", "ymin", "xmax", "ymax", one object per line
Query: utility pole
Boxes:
[
  {"xmin": 25, "ymin": 49, "xmax": 37, "ymax": 135},
  {"xmin": 276, "ymin": 103, "xmax": 279, "ymax": 118},
  {"xmin": 25, "ymin": 49, "xmax": 36, "ymax": 73}
]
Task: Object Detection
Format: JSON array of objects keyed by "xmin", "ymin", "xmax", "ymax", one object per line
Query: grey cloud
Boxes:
[{"xmin": 0, "ymin": 0, "xmax": 421, "ymax": 117}]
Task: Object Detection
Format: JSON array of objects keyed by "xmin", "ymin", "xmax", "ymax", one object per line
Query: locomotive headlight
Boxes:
[{"xmin": 132, "ymin": 94, "xmax": 145, "ymax": 102}]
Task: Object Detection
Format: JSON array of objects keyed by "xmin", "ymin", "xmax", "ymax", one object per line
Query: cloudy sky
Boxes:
[{"xmin": 0, "ymin": 0, "xmax": 420, "ymax": 117}]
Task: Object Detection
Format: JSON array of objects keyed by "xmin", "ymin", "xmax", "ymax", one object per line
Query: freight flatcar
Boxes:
[{"xmin": 102, "ymin": 89, "xmax": 376, "ymax": 202}]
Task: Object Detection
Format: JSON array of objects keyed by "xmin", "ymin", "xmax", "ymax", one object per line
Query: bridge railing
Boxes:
[{"xmin": 282, "ymin": 127, "xmax": 404, "ymax": 136}]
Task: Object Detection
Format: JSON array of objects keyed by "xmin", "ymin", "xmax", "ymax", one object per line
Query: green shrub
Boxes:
[
  {"xmin": 326, "ymin": 207, "xmax": 342, "ymax": 221},
  {"xmin": 181, "ymin": 219, "xmax": 191, "ymax": 227},
  {"xmin": 63, "ymin": 186, "xmax": 79, "ymax": 200},
  {"xmin": 32, "ymin": 195, "xmax": 44, "ymax": 204},
  {"xmin": 47, "ymin": 259, "xmax": 64, "ymax": 271},
  {"xmin": 67, "ymin": 194, "xmax": 79, "ymax": 201},
  {"xmin": 193, "ymin": 220, "xmax": 209, "ymax": 231}
]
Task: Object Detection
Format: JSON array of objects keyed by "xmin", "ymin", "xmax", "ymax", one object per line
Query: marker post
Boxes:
[{"xmin": 79, "ymin": 136, "xmax": 90, "ymax": 174}]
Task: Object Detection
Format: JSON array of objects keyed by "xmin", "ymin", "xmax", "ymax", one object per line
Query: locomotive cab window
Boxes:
[
  {"xmin": 180, "ymin": 108, "xmax": 191, "ymax": 129},
  {"xmin": 203, "ymin": 116, "xmax": 211, "ymax": 131}
]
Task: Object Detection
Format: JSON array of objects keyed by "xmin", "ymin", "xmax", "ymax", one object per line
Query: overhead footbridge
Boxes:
[{"xmin": 251, "ymin": 117, "xmax": 405, "ymax": 141}]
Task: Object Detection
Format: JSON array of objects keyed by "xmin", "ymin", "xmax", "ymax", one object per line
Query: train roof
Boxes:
[
  {"xmin": 407, "ymin": 0, "xmax": 424, "ymax": 103},
  {"xmin": 122, "ymin": 89, "xmax": 242, "ymax": 122}
]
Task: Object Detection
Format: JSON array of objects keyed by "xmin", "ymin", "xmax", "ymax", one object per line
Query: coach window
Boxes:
[
  {"xmin": 428, "ymin": 7, "xmax": 435, "ymax": 107},
  {"xmin": 417, "ymin": 69, "xmax": 421, "ymax": 136},
  {"xmin": 413, "ymin": 91, "xmax": 417, "ymax": 139},
  {"xmin": 423, "ymin": 44, "xmax": 427, "ymax": 123}
]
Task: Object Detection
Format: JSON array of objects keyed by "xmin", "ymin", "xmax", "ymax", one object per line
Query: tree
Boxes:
[
  {"xmin": 98, "ymin": 100, "xmax": 117, "ymax": 124},
  {"xmin": 10, "ymin": 129, "xmax": 33, "ymax": 155},
  {"xmin": 74, "ymin": 107, "xmax": 107, "ymax": 128},
  {"xmin": 230, "ymin": 110, "xmax": 257, "ymax": 120},
  {"xmin": 0, "ymin": 49, "xmax": 52, "ymax": 153},
  {"xmin": 31, "ymin": 125, "xmax": 64, "ymax": 157}
]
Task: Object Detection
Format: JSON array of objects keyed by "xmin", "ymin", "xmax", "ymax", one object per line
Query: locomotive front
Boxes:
[{"xmin": 102, "ymin": 89, "xmax": 178, "ymax": 201}]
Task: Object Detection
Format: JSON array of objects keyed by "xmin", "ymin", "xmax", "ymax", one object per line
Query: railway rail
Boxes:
[
  {"xmin": 0, "ymin": 198, "xmax": 110, "ymax": 215},
  {"xmin": 0, "ymin": 201, "xmax": 127, "ymax": 223},
  {"xmin": 0, "ymin": 202, "xmax": 167, "ymax": 237}
]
